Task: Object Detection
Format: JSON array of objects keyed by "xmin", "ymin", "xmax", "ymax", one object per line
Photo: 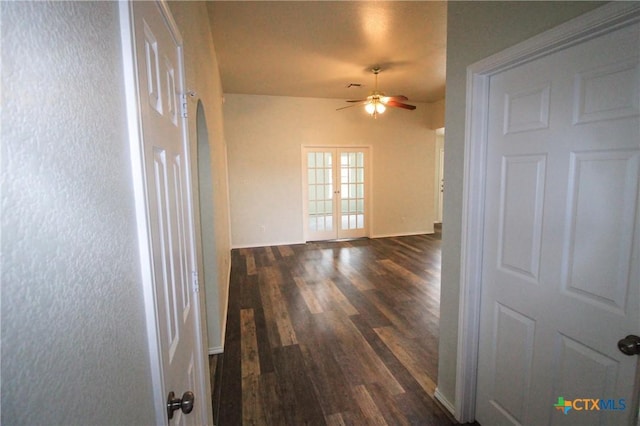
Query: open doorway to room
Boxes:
[{"xmin": 214, "ymin": 133, "xmax": 448, "ymax": 423}]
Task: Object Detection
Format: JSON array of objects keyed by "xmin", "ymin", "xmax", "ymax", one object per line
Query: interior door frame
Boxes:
[
  {"xmin": 434, "ymin": 128, "xmax": 445, "ymax": 224},
  {"xmin": 119, "ymin": 2, "xmax": 212, "ymax": 424},
  {"xmin": 454, "ymin": 3, "xmax": 640, "ymax": 423},
  {"xmin": 301, "ymin": 145, "xmax": 372, "ymax": 241}
]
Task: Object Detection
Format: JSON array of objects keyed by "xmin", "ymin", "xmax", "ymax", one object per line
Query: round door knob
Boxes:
[
  {"xmin": 167, "ymin": 390, "xmax": 195, "ymax": 419},
  {"xmin": 617, "ymin": 335, "xmax": 640, "ymax": 356}
]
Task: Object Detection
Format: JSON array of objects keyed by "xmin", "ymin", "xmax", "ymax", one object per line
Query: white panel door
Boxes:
[
  {"xmin": 304, "ymin": 147, "xmax": 368, "ymax": 241},
  {"xmin": 476, "ymin": 21, "xmax": 639, "ymax": 426},
  {"xmin": 131, "ymin": 2, "xmax": 204, "ymax": 424}
]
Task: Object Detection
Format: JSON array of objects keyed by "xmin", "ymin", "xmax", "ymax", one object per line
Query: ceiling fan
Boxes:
[{"xmin": 337, "ymin": 67, "xmax": 416, "ymax": 118}]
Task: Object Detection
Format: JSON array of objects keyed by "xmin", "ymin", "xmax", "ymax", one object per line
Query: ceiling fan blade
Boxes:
[
  {"xmin": 336, "ymin": 102, "xmax": 366, "ymax": 111},
  {"xmin": 386, "ymin": 100, "xmax": 416, "ymax": 110},
  {"xmin": 383, "ymin": 95, "xmax": 409, "ymax": 102},
  {"xmin": 346, "ymin": 99, "xmax": 367, "ymax": 103}
]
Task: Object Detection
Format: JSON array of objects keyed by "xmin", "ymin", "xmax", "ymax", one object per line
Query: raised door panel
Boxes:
[
  {"xmin": 549, "ymin": 334, "xmax": 619, "ymax": 426},
  {"xmin": 486, "ymin": 304, "xmax": 536, "ymax": 425},
  {"xmin": 497, "ymin": 155, "xmax": 546, "ymax": 282},
  {"xmin": 562, "ymin": 150, "xmax": 639, "ymax": 312}
]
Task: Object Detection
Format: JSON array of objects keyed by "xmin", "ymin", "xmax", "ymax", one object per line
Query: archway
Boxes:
[{"xmin": 195, "ymin": 100, "xmax": 222, "ymax": 353}]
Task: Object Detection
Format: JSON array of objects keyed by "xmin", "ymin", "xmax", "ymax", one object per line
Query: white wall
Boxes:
[
  {"xmin": 225, "ymin": 94, "xmax": 444, "ymax": 247},
  {"xmin": 437, "ymin": 0, "xmax": 606, "ymax": 411},
  {"xmin": 170, "ymin": 0, "xmax": 232, "ymax": 355},
  {"xmin": 1, "ymin": 2, "xmax": 155, "ymax": 424},
  {"xmin": 430, "ymin": 98, "xmax": 446, "ymax": 130}
]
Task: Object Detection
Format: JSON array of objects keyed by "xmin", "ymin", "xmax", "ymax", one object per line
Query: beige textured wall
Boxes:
[
  {"xmin": 1, "ymin": 2, "xmax": 155, "ymax": 424},
  {"xmin": 437, "ymin": 0, "xmax": 607, "ymax": 411},
  {"xmin": 224, "ymin": 94, "xmax": 443, "ymax": 247},
  {"xmin": 1, "ymin": 3, "xmax": 234, "ymax": 424}
]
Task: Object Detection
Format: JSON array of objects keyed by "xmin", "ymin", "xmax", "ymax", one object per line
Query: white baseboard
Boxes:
[
  {"xmin": 232, "ymin": 232, "xmax": 439, "ymax": 248},
  {"xmin": 231, "ymin": 239, "xmax": 305, "ymax": 249},
  {"xmin": 371, "ymin": 230, "xmax": 434, "ymax": 239},
  {"xmin": 434, "ymin": 387, "xmax": 456, "ymax": 418}
]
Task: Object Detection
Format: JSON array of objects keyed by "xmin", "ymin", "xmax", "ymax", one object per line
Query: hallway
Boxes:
[{"xmin": 210, "ymin": 231, "xmax": 453, "ymax": 425}]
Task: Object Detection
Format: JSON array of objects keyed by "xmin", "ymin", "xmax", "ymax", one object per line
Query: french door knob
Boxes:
[
  {"xmin": 617, "ymin": 335, "xmax": 640, "ymax": 356},
  {"xmin": 167, "ymin": 390, "xmax": 195, "ymax": 419}
]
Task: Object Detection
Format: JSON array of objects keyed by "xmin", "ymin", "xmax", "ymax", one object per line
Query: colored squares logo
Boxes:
[
  {"xmin": 554, "ymin": 397, "xmax": 572, "ymax": 415},
  {"xmin": 553, "ymin": 397, "xmax": 626, "ymax": 414}
]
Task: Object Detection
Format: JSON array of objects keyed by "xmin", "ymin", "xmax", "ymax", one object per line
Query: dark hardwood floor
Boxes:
[{"xmin": 211, "ymin": 229, "xmax": 455, "ymax": 425}]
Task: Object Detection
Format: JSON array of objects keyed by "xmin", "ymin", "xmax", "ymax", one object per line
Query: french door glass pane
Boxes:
[
  {"xmin": 307, "ymin": 151, "xmax": 333, "ymax": 234},
  {"xmin": 340, "ymin": 151, "xmax": 365, "ymax": 231}
]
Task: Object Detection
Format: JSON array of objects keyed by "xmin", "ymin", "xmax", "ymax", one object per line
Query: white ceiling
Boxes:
[{"xmin": 207, "ymin": 1, "xmax": 447, "ymax": 104}]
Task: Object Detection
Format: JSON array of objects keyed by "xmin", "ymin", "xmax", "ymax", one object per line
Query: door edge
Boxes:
[{"xmin": 119, "ymin": 3, "xmax": 167, "ymax": 424}]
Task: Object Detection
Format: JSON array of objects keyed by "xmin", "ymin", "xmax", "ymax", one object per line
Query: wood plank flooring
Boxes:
[{"xmin": 212, "ymin": 230, "xmax": 455, "ymax": 425}]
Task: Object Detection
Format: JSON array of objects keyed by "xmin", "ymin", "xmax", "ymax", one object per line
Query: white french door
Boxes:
[{"xmin": 303, "ymin": 147, "xmax": 369, "ymax": 241}]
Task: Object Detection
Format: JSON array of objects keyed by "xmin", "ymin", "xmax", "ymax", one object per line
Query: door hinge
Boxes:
[
  {"xmin": 181, "ymin": 93, "xmax": 188, "ymax": 118},
  {"xmin": 192, "ymin": 270, "xmax": 199, "ymax": 293}
]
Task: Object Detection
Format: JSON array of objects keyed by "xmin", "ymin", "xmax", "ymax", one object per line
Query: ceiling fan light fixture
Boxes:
[
  {"xmin": 365, "ymin": 102, "xmax": 376, "ymax": 115},
  {"xmin": 337, "ymin": 67, "xmax": 416, "ymax": 116}
]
